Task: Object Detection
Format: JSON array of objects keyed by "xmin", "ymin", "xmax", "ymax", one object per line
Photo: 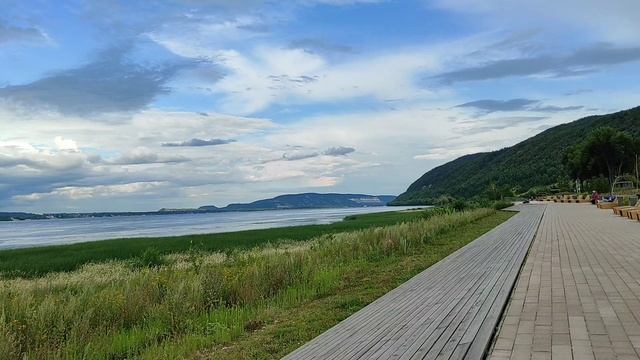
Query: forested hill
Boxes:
[{"xmin": 392, "ymin": 106, "xmax": 640, "ymax": 205}]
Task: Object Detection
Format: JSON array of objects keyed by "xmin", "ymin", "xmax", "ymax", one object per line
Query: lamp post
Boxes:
[{"xmin": 636, "ymin": 154, "xmax": 640, "ymax": 188}]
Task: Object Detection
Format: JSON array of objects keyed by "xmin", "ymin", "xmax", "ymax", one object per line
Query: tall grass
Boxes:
[
  {"xmin": 0, "ymin": 208, "xmax": 495, "ymax": 359},
  {"xmin": 0, "ymin": 210, "xmax": 426, "ymax": 279}
]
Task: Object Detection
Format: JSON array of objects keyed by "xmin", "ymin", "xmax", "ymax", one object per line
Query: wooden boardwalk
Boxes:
[
  {"xmin": 284, "ymin": 205, "xmax": 546, "ymax": 360},
  {"xmin": 489, "ymin": 204, "xmax": 640, "ymax": 360}
]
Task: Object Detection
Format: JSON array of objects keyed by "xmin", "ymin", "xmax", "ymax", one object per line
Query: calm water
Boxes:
[{"xmin": 0, "ymin": 206, "xmax": 421, "ymax": 250}]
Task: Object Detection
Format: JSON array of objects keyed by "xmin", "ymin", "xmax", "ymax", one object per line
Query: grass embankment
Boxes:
[
  {"xmin": 0, "ymin": 208, "xmax": 514, "ymax": 359},
  {"xmin": 0, "ymin": 210, "xmax": 425, "ymax": 278}
]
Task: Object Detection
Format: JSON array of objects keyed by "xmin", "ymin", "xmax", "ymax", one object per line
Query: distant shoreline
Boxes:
[
  {"xmin": 1, "ymin": 192, "xmax": 398, "ymax": 221},
  {"xmin": 0, "ymin": 206, "xmax": 427, "ymax": 251},
  {"xmin": 1, "ymin": 204, "xmax": 395, "ymax": 222}
]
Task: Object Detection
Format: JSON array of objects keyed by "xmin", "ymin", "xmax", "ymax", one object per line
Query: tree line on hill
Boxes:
[
  {"xmin": 391, "ymin": 107, "xmax": 640, "ymax": 205},
  {"xmin": 453, "ymin": 126, "xmax": 640, "ymax": 200}
]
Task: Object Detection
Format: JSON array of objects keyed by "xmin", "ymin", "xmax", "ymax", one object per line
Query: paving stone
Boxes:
[{"xmin": 490, "ymin": 204, "xmax": 640, "ymax": 360}]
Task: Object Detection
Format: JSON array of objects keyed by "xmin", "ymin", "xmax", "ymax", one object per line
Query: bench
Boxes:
[
  {"xmin": 597, "ymin": 203, "xmax": 617, "ymax": 209},
  {"xmin": 613, "ymin": 206, "xmax": 635, "ymax": 216},
  {"xmin": 628, "ymin": 209, "xmax": 640, "ymax": 221},
  {"xmin": 621, "ymin": 207, "xmax": 640, "ymax": 217}
]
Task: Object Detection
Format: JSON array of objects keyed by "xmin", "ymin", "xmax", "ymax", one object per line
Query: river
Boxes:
[{"xmin": 0, "ymin": 206, "xmax": 422, "ymax": 250}]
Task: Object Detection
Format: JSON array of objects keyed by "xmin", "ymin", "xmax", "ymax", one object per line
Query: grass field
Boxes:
[
  {"xmin": 0, "ymin": 210, "xmax": 425, "ymax": 278},
  {"xmin": 0, "ymin": 208, "xmax": 513, "ymax": 359}
]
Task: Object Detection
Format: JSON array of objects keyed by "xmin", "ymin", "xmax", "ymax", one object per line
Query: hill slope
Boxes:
[{"xmin": 392, "ymin": 107, "xmax": 640, "ymax": 205}]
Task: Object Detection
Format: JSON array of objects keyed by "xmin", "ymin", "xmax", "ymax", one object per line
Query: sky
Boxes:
[{"xmin": 1, "ymin": 0, "xmax": 640, "ymax": 212}]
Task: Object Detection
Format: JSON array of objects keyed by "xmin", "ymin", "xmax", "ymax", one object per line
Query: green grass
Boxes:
[
  {"xmin": 0, "ymin": 208, "xmax": 513, "ymax": 359},
  {"xmin": 0, "ymin": 210, "xmax": 425, "ymax": 279}
]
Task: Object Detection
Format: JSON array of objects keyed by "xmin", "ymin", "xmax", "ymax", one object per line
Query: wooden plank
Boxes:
[
  {"xmin": 292, "ymin": 230, "xmax": 494, "ymax": 359},
  {"xmin": 347, "ymin": 217, "xmax": 530, "ymax": 360},
  {"xmin": 300, "ymin": 221, "xmax": 514, "ymax": 359},
  {"xmin": 401, "ymin": 218, "xmax": 533, "ymax": 360},
  {"xmin": 442, "ymin": 218, "xmax": 539, "ymax": 359},
  {"xmin": 290, "ymin": 211, "xmax": 530, "ymax": 359},
  {"xmin": 284, "ymin": 205, "xmax": 545, "ymax": 360},
  {"xmin": 454, "ymin": 208, "xmax": 544, "ymax": 359},
  {"xmin": 347, "ymin": 215, "xmax": 533, "ymax": 360},
  {"xmin": 456, "ymin": 224, "xmax": 537, "ymax": 359}
]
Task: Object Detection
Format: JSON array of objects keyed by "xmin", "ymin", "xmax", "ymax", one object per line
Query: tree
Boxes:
[
  {"xmin": 486, "ymin": 182, "xmax": 500, "ymax": 200},
  {"xmin": 580, "ymin": 127, "xmax": 636, "ymax": 192},
  {"xmin": 563, "ymin": 144, "xmax": 587, "ymax": 183}
]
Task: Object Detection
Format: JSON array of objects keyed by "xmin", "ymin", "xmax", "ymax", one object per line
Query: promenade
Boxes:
[
  {"xmin": 285, "ymin": 205, "xmax": 545, "ymax": 359},
  {"xmin": 287, "ymin": 203, "xmax": 640, "ymax": 359}
]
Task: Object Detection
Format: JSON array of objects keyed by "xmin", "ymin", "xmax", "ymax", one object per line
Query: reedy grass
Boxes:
[
  {"xmin": 0, "ymin": 208, "xmax": 496, "ymax": 359},
  {"xmin": 0, "ymin": 210, "xmax": 426, "ymax": 279}
]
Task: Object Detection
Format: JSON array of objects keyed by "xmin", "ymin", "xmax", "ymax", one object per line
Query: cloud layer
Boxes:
[
  {"xmin": 435, "ymin": 43, "xmax": 640, "ymax": 84},
  {"xmin": 1, "ymin": 0, "xmax": 640, "ymax": 212},
  {"xmin": 456, "ymin": 99, "xmax": 583, "ymax": 113}
]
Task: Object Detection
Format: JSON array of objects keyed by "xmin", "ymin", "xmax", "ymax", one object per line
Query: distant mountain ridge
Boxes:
[
  {"xmin": 0, "ymin": 212, "xmax": 47, "ymax": 221},
  {"xmin": 210, "ymin": 193, "xmax": 396, "ymax": 211},
  {"xmin": 392, "ymin": 106, "xmax": 640, "ymax": 205}
]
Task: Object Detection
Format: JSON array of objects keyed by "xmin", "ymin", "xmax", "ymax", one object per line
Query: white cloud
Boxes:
[
  {"xmin": 0, "ymin": 92, "xmax": 612, "ymax": 212},
  {"xmin": 146, "ymin": 15, "xmax": 269, "ymax": 59},
  {"xmin": 1, "ymin": 105, "xmax": 378, "ymax": 210},
  {"xmin": 212, "ymin": 45, "xmax": 444, "ymax": 114},
  {"xmin": 0, "ymin": 138, "xmax": 88, "ymax": 171},
  {"xmin": 0, "ymin": 108, "xmax": 280, "ymax": 209},
  {"xmin": 54, "ymin": 136, "xmax": 78, "ymax": 151},
  {"xmin": 13, "ymin": 182, "xmax": 168, "ymax": 201},
  {"xmin": 0, "ymin": 108, "xmax": 277, "ymax": 150},
  {"xmin": 240, "ymin": 152, "xmax": 359, "ymax": 183},
  {"xmin": 433, "ymin": 0, "xmax": 640, "ymax": 45},
  {"xmin": 307, "ymin": 176, "xmax": 340, "ymax": 187},
  {"xmin": 414, "ymin": 146, "xmax": 488, "ymax": 161},
  {"xmin": 151, "ymin": 28, "xmax": 463, "ymax": 115}
]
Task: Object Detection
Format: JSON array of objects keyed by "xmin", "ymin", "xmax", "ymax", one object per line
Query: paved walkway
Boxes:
[
  {"xmin": 284, "ymin": 205, "xmax": 546, "ymax": 360},
  {"xmin": 489, "ymin": 204, "xmax": 640, "ymax": 360}
]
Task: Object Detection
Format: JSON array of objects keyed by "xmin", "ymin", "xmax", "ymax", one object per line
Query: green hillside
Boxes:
[{"xmin": 392, "ymin": 106, "xmax": 640, "ymax": 205}]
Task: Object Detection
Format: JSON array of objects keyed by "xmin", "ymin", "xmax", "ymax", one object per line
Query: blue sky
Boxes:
[{"xmin": 1, "ymin": 0, "xmax": 640, "ymax": 212}]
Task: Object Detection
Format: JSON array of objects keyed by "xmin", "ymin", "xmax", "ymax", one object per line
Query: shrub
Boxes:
[
  {"xmin": 584, "ymin": 177, "xmax": 610, "ymax": 193},
  {"xmin": 434, "ymin": 195, "xmax": 456, "ymax": 206},
  {"xmin": 420, "ymin": 207, "xmax": 453, "ymax": 220},
  {"xmin": 492, "ymin": 201, "xmax": 514, "ymax": 210},
  {"xmin": 450, "ymin": 199, "xmax": 468, "ymax": 212},
  {"xmin": 131, "ymin": 248, "xmax": 164, "ymax": 268}
]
